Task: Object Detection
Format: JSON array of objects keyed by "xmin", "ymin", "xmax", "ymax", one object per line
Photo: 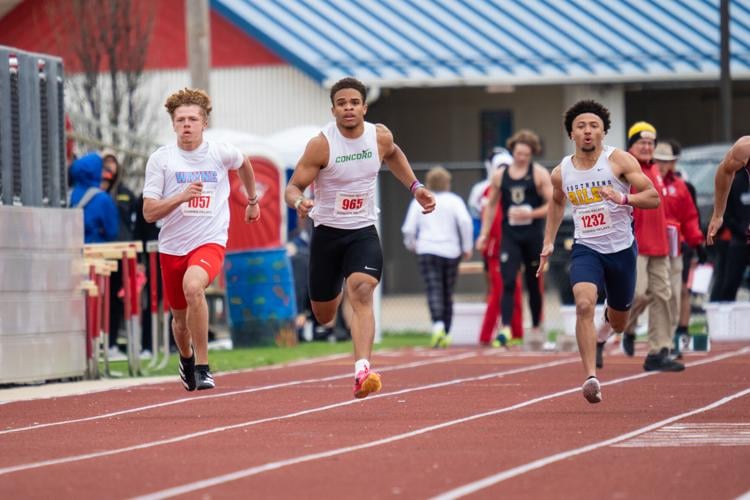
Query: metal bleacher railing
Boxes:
[{"xmin": 0, "ymin": 46, "xmax": 66, "ymax": 207}]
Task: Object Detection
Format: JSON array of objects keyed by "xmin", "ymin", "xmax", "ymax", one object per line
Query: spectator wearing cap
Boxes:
[
  {"xmin": 621, "ymin": 122, "xmax": 683, "ymax": 371},
  {"xmin": 654, "ymin": 139, "xmax": 705, "ymax": 357},
  {"xmin": 467, "ymin": 149, "xmax": 523, "ymax": 345}
]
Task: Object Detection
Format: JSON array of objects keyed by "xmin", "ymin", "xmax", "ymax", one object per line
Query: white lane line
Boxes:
[
  {"xmin": 0, "ymin": 357, "xmax": 578, "ymax": 477},
  {"xmin": 0, "ymin": 351, "xmax": 480, "ymax": 436},
  {"xmin": 613, "ymin": 423, "xmax": 750, "ymax": 447},
  {"xmin": 132, "ymin": 348, "xmax": 749, "ymax": 500},
  {"xmin": 0, "ymin": 353, "xmax": 354, "ymax": 405},
  {"xmin": 434, "ymin": 387, "xmax": 750, "ymax": 499}
]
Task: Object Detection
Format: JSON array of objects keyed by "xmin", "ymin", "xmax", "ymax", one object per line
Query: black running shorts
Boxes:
[{"xmin": 308, "ymin": 224, "xmax": 383, "ymax": 302}]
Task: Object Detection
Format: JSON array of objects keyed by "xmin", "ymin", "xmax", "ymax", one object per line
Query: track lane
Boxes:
[{"xmin": 1, "ymin": 348, "xmax": 745, "ymax": 498}]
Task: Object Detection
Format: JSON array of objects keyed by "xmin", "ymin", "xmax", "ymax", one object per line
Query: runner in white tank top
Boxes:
[
  {"xmin": 284, "ymin": 77, "xmax": 436, "ymax": 400},
  {"xmin": 560, "ymin": 144, "xmax": 634, "ymax": 254},
  {"xmin": 309, "ymin": 121, "xmax": 381, "ymax": 229},
  {"xmin": 142, "ymin": 88, "xmax": 260, "ymax": 392},
  {"xmin": 538, "ymin": 100, "xmax": 660, "ymax": 404}
]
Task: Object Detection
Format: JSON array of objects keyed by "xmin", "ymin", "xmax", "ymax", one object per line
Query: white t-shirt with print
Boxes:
[{"xmin": 142, "ymin": 141, "xmax": 243, "ymax": 256}]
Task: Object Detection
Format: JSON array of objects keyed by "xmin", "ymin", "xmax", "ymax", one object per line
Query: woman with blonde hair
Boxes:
[{"xmin": 402, "ymin": 166, "xmax": 473, "ymax": 347}]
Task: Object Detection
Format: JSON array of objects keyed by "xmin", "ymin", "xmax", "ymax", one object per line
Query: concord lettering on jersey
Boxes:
[{"xmin": 335, "ymin": 149, "xmax": 373, "ymax": 164}]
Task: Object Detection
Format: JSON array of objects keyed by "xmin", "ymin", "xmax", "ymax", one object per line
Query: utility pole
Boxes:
[
  {"xmin": 719, "ymin": 0, "xmax": 732, "ymax": 141},
  {"xmin": 186, "ymin": 0, "xmax": 211, "ymax": 96}
]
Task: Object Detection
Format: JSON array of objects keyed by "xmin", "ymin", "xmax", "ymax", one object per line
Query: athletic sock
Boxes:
[{"xmin": 355, "ymin": 358, "xmax": 370, "ymax": 377}]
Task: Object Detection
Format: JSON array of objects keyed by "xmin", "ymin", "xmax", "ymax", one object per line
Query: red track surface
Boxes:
[{"xmin": 0, "ymin": 343, "xmax": 748, "ymax": 499}]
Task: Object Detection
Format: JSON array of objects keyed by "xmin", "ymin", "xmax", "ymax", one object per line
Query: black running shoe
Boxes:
[
  {"xmin": 643, "ymin": 348, "xmax": 685, "ymax": 372},
  {"xmin": 179, "ymin": 350, "xmax": 196, "ymax": 392},
  {"xmin": 596, "ymin": 341, "xmax": 605, "ymax": 369},
  {"xmin": 621, "ymin": 332, "xmax": 636, "ymax": 357},
  {"xmin": 195, "ymin": 365, "xmax": 215, "ymax": 390}
]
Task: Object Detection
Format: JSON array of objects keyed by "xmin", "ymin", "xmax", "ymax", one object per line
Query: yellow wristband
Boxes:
[{"xmin": 294, "ymin": 196, "xmax": 305, "ymax": 209}]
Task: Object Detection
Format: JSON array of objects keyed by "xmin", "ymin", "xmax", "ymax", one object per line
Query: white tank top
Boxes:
[
  {"xmin": 560, "ymin": 145, "xmax": 634, "ymax": 254},
  {"xmin": 310, "ymin": 121, "xmax": 381, "ymax": 229}
]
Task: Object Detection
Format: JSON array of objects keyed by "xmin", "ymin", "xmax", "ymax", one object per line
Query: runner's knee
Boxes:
[
  {"xmin": 347, "ymin": 279, "xmax": 375, "ymax": 306},
  {"xmin": 172, "ymin": 317, "xmax": 188, "ymax": 337},
  {"xmin": 575, "ymin": 298, "xmax": 596, "ymax": 319},
  {"xmin": 182, "ymin": 279, "xmax": 205, "ymax": 305}
]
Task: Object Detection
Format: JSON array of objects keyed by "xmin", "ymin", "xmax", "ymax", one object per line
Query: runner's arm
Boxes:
[
  {"xmin": 612, "ymin": 150, "xmax": 660, "ymax": 208},
  {"xmin": 285, "ymin": 134, "xmax": 327, "ymax": 219},
  {"xmin": 237, "ymin": 156, "xmax": 260, "ymax": 222},
  {"xmin": 377, "ymin": 123, "xmax": 436, "ymax": 214},
  {"xmin": 530, "ymin": 164, "xmax": 553, "ymax": 219},
  {"xmin": 708, "ymin": 137, "xmax": 750, "ymax": 244},
  {"xmin": 537, "ymin": 166, "xmax": 565, "ymax": 277},
  {"xmin": 475, "ymin": 169, "xmax": 501, "ymax": 251},
  {"xmin": 143, "ymin": 183, "xmax": 202, "ymax": 223}
]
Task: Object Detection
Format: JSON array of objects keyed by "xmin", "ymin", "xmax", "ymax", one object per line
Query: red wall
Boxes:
[{"xmin": 0, "ymin": 0, "xmax": 284, "ymax": 72}]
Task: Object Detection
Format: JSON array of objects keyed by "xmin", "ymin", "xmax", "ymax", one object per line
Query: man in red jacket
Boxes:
[
  {"xmin": 620, "ymin": 122, "xmax": 683, "ymax": 371},
  {"xmin": 653, "ymin": 140, "xmax": 705, "ymax": 357}
]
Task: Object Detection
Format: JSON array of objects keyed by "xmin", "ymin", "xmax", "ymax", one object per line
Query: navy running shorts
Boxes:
[
  {"xmin": 569, "ymin": 242, "xmax": 638, "ymax": 311},
  {"xmin": 308, "ymin": 224, "xmax": 383, "ymax": 302}
]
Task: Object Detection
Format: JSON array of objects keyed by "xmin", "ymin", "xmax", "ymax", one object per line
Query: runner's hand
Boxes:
[
  {"xmin": 296, "ymin": 198, "xmax": 314, "ymax": 220},
  {"xmin": 475, "ymin": 234, "xmax": 488, "ymax": 252},
  {"xmin": 706, "ymin": 214, "xmax": 723, "ymax": 245},
  {"xmin": 182, "ymin": 182, "xmax": 203, "ymax": 202},
  {"xmin": 600, "ymin": 186, "xmax": 624, "ymax": 204},
  {"xmin": 415, "ymin": 187, "xmax": 436, "ymax": 214},
  {"xmin": 537, "ymin": 243, "xmax": 554, "ymax": 277},
  {"xmin": 245, "ymin": 202, "xmax": 261, "ymax": 223}
]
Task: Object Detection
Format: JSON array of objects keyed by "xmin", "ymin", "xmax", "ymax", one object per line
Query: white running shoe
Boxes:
[{"xmin": 582, "ymin": 376, "xmax": 602, "ymax": 404}]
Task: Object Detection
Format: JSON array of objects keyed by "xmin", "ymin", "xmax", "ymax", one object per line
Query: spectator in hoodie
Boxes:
[{"xmin": 69, "ymin": 152, "xmax": 119, "ymax": 244}]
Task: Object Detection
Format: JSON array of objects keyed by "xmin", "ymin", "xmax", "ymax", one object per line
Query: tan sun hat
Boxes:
[{"xmin": 653, "ymin": 142, "xmax": 679, "ymax": 161}]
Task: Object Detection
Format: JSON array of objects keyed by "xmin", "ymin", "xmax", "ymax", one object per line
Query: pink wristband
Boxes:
[
  {"xmin": 409, "ymin": 180, "xmax": 424, "ymax": 194},
  {"xmin": 621, "ymin": 193, "xmax": 629, "ymax": 205}
]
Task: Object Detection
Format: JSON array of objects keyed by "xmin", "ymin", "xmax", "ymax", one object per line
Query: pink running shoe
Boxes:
[{"xmin": 353, "ymin": 368, "xmax": 382, "ymax": 399}]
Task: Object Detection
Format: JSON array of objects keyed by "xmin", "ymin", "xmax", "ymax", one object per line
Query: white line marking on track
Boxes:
[
  {"xmin": 0, "ymin": 353, "xmax": 354, "ymax": 406},
  {"xmin": 126, "ymin": 349, "xmax": 749, "ymax": 499},
  {"xmin": 433, "ymin": 387, "xmax": 750, "ymax": 499},
  {"xmin": 613, "ymin": 423, "xmax": 750, "ymax": 447},
  {"xmin": 0, "ymin": 357, "xmax": 578, "ymax": 477},
  {"xmin": 0, "ymin": 351, "xmax": 479, "ymax": 436}
]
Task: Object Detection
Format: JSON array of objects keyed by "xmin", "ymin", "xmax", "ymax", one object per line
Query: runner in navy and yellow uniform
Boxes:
[{"xmin": 537, "ymin": 100, "xmax": 661, "ymax": 404}]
